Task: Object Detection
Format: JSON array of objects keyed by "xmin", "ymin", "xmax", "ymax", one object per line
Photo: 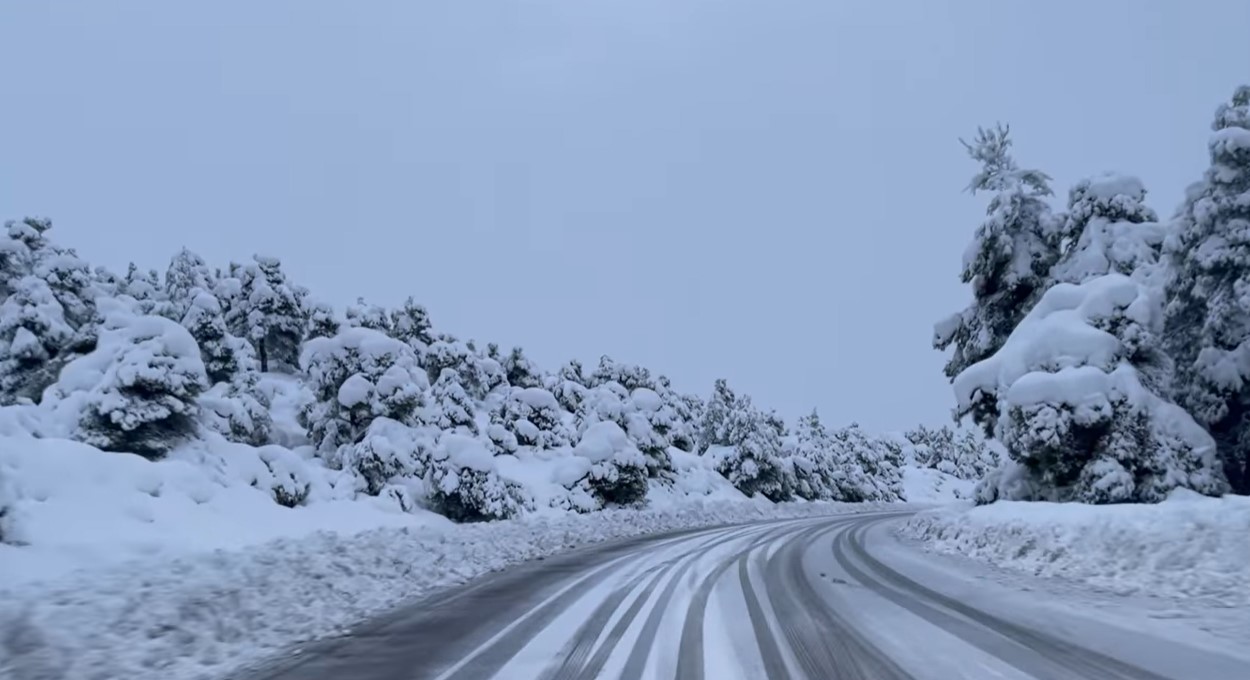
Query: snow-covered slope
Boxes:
[
  {"xmin": 899, "ymin": 492, "xmax": 1250, "ymax": 604},
  {"xmin": 900, "ymin": 465, "xmax": 975, "ymax": 504}
]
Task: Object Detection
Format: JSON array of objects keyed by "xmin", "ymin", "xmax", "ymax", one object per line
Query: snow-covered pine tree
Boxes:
[
  {"xmin": 1162, "ymin": 85, "xmax": 1250, "ymax": 494},
  {"xmin": 1050, "ymin": 174, "xmax": 1162, "ymax": 287},
  {"xmin": 424, "ymin": 334, "xmax": 505, "ymax": 400},
  {"xmin": 428, "ymin": 433, "xmax": 528, "ymax": 521},
  {"xmin": 790, "ymin": 409, "xmax": 837, "ymax": 500},
  {"xmin": 935, "ymin": 125, "xmax": 1061, "ymax": 434},
  {"xmin": 503, "ymin": 346, "xmax": 542, "ymax": 388},
  {"xmin": 699, "ymin": 378, "xmax": 741, "ymax": 449},
  {"xmin": 299, "ymin": 326, "xmax": 429, "ymax": 463},
  {"xmin": 656, "ymin": 377, "xmax": 701, "ymax": 453},
  {"xmin": 428, "ymin": 367, "xmax": 479, "ymax": 434},
  {"xmin": 68, "ymin": 306, "xmax": 208, "ymax": 459},
  {"xmin": 34, "ymin": 247, "xmax": 96, "ymax": 332},
  {"xmin": 589, "ymin": 355, "xmax": 655, "ymax": 391},
  {"xmin": 163, "ymin": 248, "xmax": 215, "ymax": 321},
  {"xmin": 549, "ymin": 359, "xmax": 589, "ymax": 413},
  {"xmin": 181, "ymin": 290, "xmax": 249, "ymax": 385},
  {"xmin": 623, "ymin": 387, "xmax": 676, "ymax": 478},
  {"xmin": 0, "ymin": 218, "xmax": 53, "ymax": 299},
  {"xmin": 121, "ymin": 263, "xmax": 167, "ymax": 317},
  {"xmin": 718, "ymin": 403, "xmax": 790, "ymax": 501},
  {"xmin": 303, "ymin": 299, "xmax": 341, "ymax": 341},
  {"xmin": 199, "ymin": 368, "xmax": 273, "ymax": 447},
  {"xmin": 494, "ymin": 386, "xmax": 570, "ymax": 449},
  {"xmin": 829, "ymin": 422, "xmax": 905, "ymax": 502},
  {"xmin": 225, "ymin": 255, "xmax": 306, "ymax": 373},
  {"xmin": 390, "ymin": 296, "xmax": 434, "ymax": 352},
  {"xmin": 959, "ymin": 273, "xmax": 1228, "ymax": 504},
  {"xmin": 0, "ymin": 276, "xmax": 75, "ymax": 403},
  {"xmin": 345, "ymin": 297, "xmax": 392, "ymax": 334},
  {"xmin": 574, "ymin": 420, "xmax": 649, "ymax": 507}
]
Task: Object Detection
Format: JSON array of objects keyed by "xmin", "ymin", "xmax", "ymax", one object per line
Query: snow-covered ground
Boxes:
[
  {"xmin": 899, "ymin": 491, "xmax": 1250, "ymax": 606},
  {"xmin": 899, "ymin": 465, "xmax": 974, "ymax": 505},
  {"xmin": 0, "ymin": 494, "xmax": 884, "ymax": 680}
]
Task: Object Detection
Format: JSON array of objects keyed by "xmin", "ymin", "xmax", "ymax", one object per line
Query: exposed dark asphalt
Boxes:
[{"xmin": 233, "ymin": 511, "xmax": 1243, "ymax": 680}]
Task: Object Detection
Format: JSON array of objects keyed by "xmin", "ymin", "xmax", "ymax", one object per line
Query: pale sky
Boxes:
[{"xmin": 3, "ymin": 1, "xmax": 1248, "ymax": 432}]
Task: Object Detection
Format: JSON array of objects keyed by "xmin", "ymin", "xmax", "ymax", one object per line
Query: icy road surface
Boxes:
[{"xmin": 237, "ymin": 511, "xmax": 1245, "ymax": 680}]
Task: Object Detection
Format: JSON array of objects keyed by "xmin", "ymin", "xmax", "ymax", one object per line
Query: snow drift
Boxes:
[{"xmin": 900, "ymin": 492, "xmax": 1250, "ymax": 605}]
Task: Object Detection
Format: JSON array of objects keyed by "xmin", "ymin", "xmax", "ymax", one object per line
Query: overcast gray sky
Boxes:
[{"xmin": 3, "ymin": 1, "xmax": 1248, "ymax": 432}]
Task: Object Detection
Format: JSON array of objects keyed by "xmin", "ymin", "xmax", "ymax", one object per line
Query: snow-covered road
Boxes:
[{"xmin": 235, "ymin": 511, "xmax": 1245, "ymax": 680}]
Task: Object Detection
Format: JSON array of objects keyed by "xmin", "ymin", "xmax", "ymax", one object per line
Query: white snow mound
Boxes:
[{"xmin": 900, "ymin": 494, "xmax": 1250, "ymax": 605}]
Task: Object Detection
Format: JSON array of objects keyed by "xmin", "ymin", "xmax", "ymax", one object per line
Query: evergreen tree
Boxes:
[
  {"xmin": 503, "ymin": 346, "xmax": 541, "ymax": 388},
  {"xmin": 589, "ymin": 355, "xmax": 655, "ymax": 391},
  {"xmin": 345, "ymin": 296, "xmax": 392, "ymax": 334},
  {"xmin": 0, "ymin": 218, "xmax": 52, "ymax": 299},
  {"xmin": 163, "ymin": 248, "xmax": 215, "ymax": 320},
  {"xmin": 299, "ymin": 327, "xmax": 429, "ymax": 459},
  {"xmin": 390, "ymin": 296, "xmax": 434, "ymax": 351},
  {"xmin": 550, "ymin": 359, "xmax": 589, "ymax": 413},
  {"xmin": 699, "ymin": 378, "xmax": 743, "ymax": 449},
  {"xmin": 304, "ymin": 299, "xmax": 341, "ymax": 340},
  {"xmin": 494, "ymin": 386, "xmax": 570, "ymax": 449},
  {"xmin": 934, "ymin": 125, "xmax": 1061, "ymax": 434},
  {"xmin": 74, "ymin": 310, "xmax": 207, "ymax": 459},
  {"xmin": 0, "ymin": 276, "xmax": 75, "ymax": 403},
  {"xmin": 181, "ymin": 290, "xmax": 251, "ymax": 384},
  {"xmin": 1163, "ymin": 85, "xmax": 1250, "ymax": 494},
  {"xmin": 428, "ymin": 368, "xmax": 478, "ymax": 434},
  {"xmin": 1050, "ymin": 174, "xmax": 1162, "ymax": 286},
  {"xmin": 227, "ymin": 255, "xmax": 305, "ymax": 373}
]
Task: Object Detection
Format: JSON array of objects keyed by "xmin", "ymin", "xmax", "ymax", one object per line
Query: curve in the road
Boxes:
[{"xmin": 237, "ymin": 510, "xmax": 1220, "ymax": 680}]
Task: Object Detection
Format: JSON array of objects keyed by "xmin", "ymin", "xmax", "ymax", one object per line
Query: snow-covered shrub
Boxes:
[
  {"xmin": 494, "ymin": 386, "xmax": 570, "ymax": 449},
  {"xmin": 304, "ymin": 299, "xmax": 340, "ymax": 341},
  {"xmin": 502, "ymin": 346, "xmax": 542, "ymax": 388},
  {"xmin": 427, "ymin": 433, "xmax": 527, "ymax": 522},
  {"xmin": 904, "ymin": 424, "xmax": 995, "ymax": 481},
  {"xmin": 829, "ymin": 423, "xmax": 904, "ymax": 502},
  {"xmin": 255, "ymin": 445, "xmax": 315, "ymax": 507},
  {"xmin": 54, "ymin": 305, "xmax": 207, "ymax": 459},
  {"xmin": 548, "ymin": 360, "xmax": 589, "ymax": 413},
  {"xmin": 575, "ymin": 421, "xmax": 648, "ymax": 507},
  {"xmin": 657, "ymin": 378, "xmax": 702, "ymax": 453},
  {"xmin": 587, "ymin": 355, "xmax": 655, "ymax": 391},
  {"xmin": 390, "ymin": 296, "xmax": 434, "ymax": 352},
  {"xmin": 624, "ymin": 387, "xmax": 675, "ymax": 477},
  {"xmin": 0, "ymin": 276, "xmax": 76, "ymax": 404},
  {"xmin": 199, "ymin": 371, "xmax": 272, "ymax": 447},
  {"xmin": 340, "ymin": 417, "xmax": 434, "ymax": 497},
  {"xmin": 427, "ymin": 368, "xmax": 478, "ymax": 434},
  {"xmin": 957, "ymin": 275, "xmax": 1229, "ymax": 503},
  {"xmin": 423, "ymin": 336, "xmax": 504, "ymax": 400},
  {"xmin": 345, "ymin": 297, "xmax": 392, "ymax": 334},
  {"xmin": 299, "ymin": 327, "xmax": 429, "ymax": 466}
]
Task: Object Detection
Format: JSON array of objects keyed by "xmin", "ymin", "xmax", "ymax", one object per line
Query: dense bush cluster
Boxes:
[{"xmin": 0, "ymin": 220, "xmax": 909, "ymax": 521}]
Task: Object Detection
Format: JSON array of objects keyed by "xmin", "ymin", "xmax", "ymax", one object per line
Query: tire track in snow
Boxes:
[
  {"xmin": 836, "ymin": 515, "xmax": 1173, "ymax": 680},
  {"xmin": 672, "ymin": 515, "xmax": 865, "ymax": 680},
  {"xmin": 535, "ymin": 523, "xmax": 770, "ymax": 680}
]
